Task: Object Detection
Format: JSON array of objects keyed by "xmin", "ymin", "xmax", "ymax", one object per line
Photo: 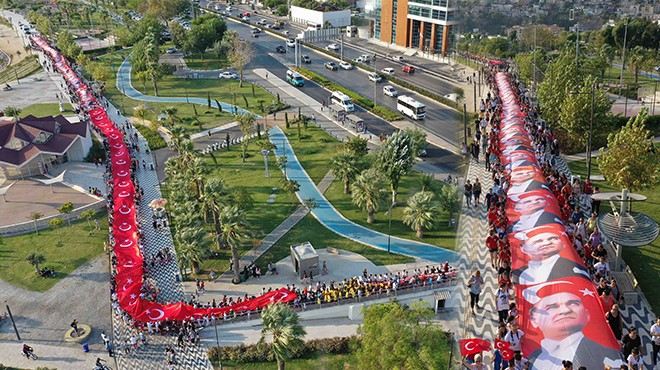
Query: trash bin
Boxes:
[{"xmin": 82, "ymin": 343, "xmax": 89, "ymax": 352}]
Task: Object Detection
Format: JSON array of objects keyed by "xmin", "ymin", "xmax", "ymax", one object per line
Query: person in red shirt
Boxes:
[
  {"xmin": 486, "ymin": 229, "xmax": 499, "ymax": 268},
  {"xmin": 583, "ymin": 178, "xmax": 593, "ymax": 195}
]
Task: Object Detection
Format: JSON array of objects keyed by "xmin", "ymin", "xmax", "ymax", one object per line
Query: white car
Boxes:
[
  {"xmin": 325, "ymin": 43, "xmax": 339, "ymax": 51},
  {"xmin": 443, "ymin": 93, "xmax": 460, "ymax": 102},
  {"xmin": 383, "ymin": 85, "xmax": 398, "ymax": 97},
  {"xmin": 286, "ymin": 38, "xmax": 296, "ymax": 48},
  {"xmin": 392, "ymin": 55, "xmax": 404, "ymax": 62},
  {"xmin": 381, "ymin": 68, "xmax": 394, "ymax": 75},
  {"xmin": 283, "ymin": 30, "xmax": 290, "ymax": 36},
  {"xmin": 219, "ymin": 72, "xmax": 239, "ymax": 79},
  {"xmin": 242, "ymin": 16, "xmax": 250, "ymax": 21},
  {"xmin": 367, "ymin": 72, "xmax": 382, "ymax": 83},
  {"xmin": 339, "ymin": 61, "xmax": 352, "ymax": 70},
  {"xmin": 257, "ymin": 19, "xmax": 267, "ymax": 25}
]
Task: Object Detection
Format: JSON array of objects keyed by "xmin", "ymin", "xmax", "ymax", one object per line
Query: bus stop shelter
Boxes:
[
  {"xmin": 290, "ymin": 241, "xmax": 320, "ymax": 279},
  {"xmin": 346, "ymin": 114, "xmax": 364, "ymax": 132}
]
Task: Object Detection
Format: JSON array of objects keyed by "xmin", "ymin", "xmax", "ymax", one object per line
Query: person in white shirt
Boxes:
[
  {"xmin": 593, "ymin": 257, "xmax": 611, "ymax": 280},
  {"xmin": 627, "ymin": 348, "xmax": 643, "ymax": 370},
  {"xmin": 651, "ymin": 317, "xmax": 660, "ymax": 366},
  {"xmin": 504, "ymin": 322, "xmax": 524, "ymax": 355}
]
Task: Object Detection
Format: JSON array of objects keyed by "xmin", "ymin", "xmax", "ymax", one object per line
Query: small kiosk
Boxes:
[
  {"xmin": 346, "ymin": 114, "xmax": 364, "ymax": 132},
  {"xmin": 290, "ymin": 241, "xmax": 320, "ymax": 279}
]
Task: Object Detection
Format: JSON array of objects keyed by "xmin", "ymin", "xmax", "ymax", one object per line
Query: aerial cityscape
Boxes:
[{"xmin": 0, "ymin": 0, "xmax": 658, "ymax": 369}]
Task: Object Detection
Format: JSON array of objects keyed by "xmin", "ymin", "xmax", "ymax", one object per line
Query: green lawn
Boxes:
[
  {"xmin": 281, "ymin": 124, "xmax": 340, "ymax": 185},
  {"xmin": 19, "ymin": 103, "xmax": 74, "ymax": 118},
  {"xmin": 97, "ymin": 50, "xmax": 274, "ymax": 134},
  {"xmin": 183, "ymin": 52, "xmax": 229, "ymax": 70},
  {"xmin": 324, "ymin": 175, "xmax": 457, "ymax": 251},
  {"xmin": 255, "ymin": 213, "xmax": 415, "ymax": 268},
  {"xmin": 0, "ymin": 211, "xmax": 108, "ymax": 292},
  {"xmin": 567, "ymin": 159, "xmax": 660, "ymax": 314},
  {"xmin": 603, "ymin": 65, "xmax": 659, "ymax": 85},
  {"xmin": 218, "ymin": 353, "xmax": 358, "ymax": 369}
]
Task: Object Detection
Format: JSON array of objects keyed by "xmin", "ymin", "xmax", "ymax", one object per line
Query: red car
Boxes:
[{"xmin": 402, "ymin": 65, "xmax": 415, "ymax": 74}]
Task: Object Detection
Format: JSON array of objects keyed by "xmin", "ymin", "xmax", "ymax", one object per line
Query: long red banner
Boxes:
[{"xmin": 30, "ymin": 35, "xmax": 296, "ymax": 322}]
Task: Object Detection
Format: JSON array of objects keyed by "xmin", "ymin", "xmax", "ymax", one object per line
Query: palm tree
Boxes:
[
  {"xmin": 201, "ymin": 178, "xmax": 228, "ymax": 250},
  {"xmin": 259, "ymin": 303, "xmax": 306, "ymax": 370},
  {"xmin": 402, "ymin": 191, "xmax": 440, "ymax": 238},
  {"xmin": 303, "ymin": 197, "xmax": 318, "ymax": 226},
  {"xmin": 418, "ymin": 174, "xmax": 438, "ymax": 193},
  {"xmin": 351, "ymin": 168, "xmax": 387, "ymax": 223},
  {"xmin": 26, "ymin": 252, "xmax": 46, "ymax": 274},
  {"xmin": 281, "ymin": 179, "xmax": 300, "ymax": 205},
  {"xmin": 133, "ymin": 105, "xmax": 149, "ymax": 126},
  {"xmin": 437, "ymin": 184, "xmax": 461, "ymax": 227},
  {"xmin": 377, "ymin": 130, "xmax": 415, "ymax": 204},
  {"xmin": 174, "ymin": 227, "xmax": 210, "ymax": 276},
  {"xmin": 218, "ymin": 205, "xmax": 252, "ymax": 283},
  {"xmin": 331, "ymin": 151, "xmax": 360, "ymax": 194}
]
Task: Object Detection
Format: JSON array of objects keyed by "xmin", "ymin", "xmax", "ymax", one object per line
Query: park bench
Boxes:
[
  {"xmin": 326, "ymin": 247, "xmax": 340, "ymax": 255},
  {"xmin": 612, "ymin": 266, "xmax": 640, "ymax": 305}
]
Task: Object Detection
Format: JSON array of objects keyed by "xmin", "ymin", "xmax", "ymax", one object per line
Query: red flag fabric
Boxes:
[
  {"xmin": 30, "ymin": 34, "xmax": 298, "ymax": 323},
  {"xmin": 459, "ymin": 338, "xmax": 492, "ymax": 357},
  {"xmin": 494, "ymin": 338, "xmax": 510, "ymax": 351},
  {"xmin": 500, "ymin": 347, "xmax": 515, "ymax": 361}
]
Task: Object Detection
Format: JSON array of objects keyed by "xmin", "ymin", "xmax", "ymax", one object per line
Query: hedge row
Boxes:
[
  {"xmin": 295, "ymin": 67, "xmax": 404, "ymax": 122},
  {"xmin": 612, "ymin": 113, "xmax": 660, "ymax": 137},
  {"xmin": 135, "ymin": 124, "xmax": 168, "ymax": 150},
  {"xmin": 208, "ymin": 336, "xmax": 358, "ymax": 364}
]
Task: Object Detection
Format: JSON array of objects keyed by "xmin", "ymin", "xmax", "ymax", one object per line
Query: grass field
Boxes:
[
  {"xmin": 19, "ymin": 103, "xmax": 74, "ymax": 118},
  {"xmin": 567, "ymin": 159, "xmax": 660, "ymax": 314},
  {"xmin": 97, "ymin": 50, "xmax": 274, "ymax": 134},
  {"xmin": 183, "ymin": 52, "xmax": 229, "ymax": 70},
  {"xmin": 0, "ymin": 211, "xmax": 108, "ymax": 292}
]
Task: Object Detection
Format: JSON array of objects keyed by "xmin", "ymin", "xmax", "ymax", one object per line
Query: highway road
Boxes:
[
  {"xmin": 203, "ymin": 6, "xmax": 463, "ymax": 150},
  {"xmin": 217, "ymin": 19, "xmax": 463, "ymax": 173}
]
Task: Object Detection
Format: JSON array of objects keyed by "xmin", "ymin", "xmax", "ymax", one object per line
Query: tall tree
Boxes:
[
  {"xmin": 49, "ymin": 217, "xmax": 64, "ymax": 243},
  {"xmin": 437, "ymin": 184, "xmax": 461, "ymax": 227},
  {"xmin": 627, "ymin": 46, "xmax": 654, "ymax": 84},
  {"xmin": 223, "ymin": 30, "xmax": 254, "ymax": 87},
  {"xmin": 259, "ymin": 303, "xmax": 306, "ymax": 370},
  {"xmin": 402, "ymin": 191, "xmax": 440, "ymax": 238},
  {"xmin": 357, "ymin": 301, "xmax": 449, "ymax": 369},
  {"xmin": 29, "ymin": 212, "xmax": 43, "ymax": 235},
  {"xmin": 376, "ymin": 130, "xmax": 415, "ymax": 204},
  {"xmin": 330, "ymin": 151, "xmax": 360, "ymax": 194},
  {"xmin": 341, "ymin": 135, "xmax": 369, "ymax": 158},
  {"xmin": 537, "ymin": 50, "xmax": 580, "ymax": 127},
  {"xmin": 236, "ymin": 112, "xmax": 255, "ymax": 162},
  {"xmin": 558, "ymin": 75, "xmax": 613, "ymax": 150},
  {"xmin": 599, "ymin": 108, "xmax": 659, "ymax": 192},
  {"xmin": 200, "ymin": 178, "xmax": 228, "ymax": 250},
  {"xmin": 351, "ymin": 168, "xmax": 387, "ymax": 223},
  {"xmin": 219, "ymin": 205, "xmax": 252, "ymax": 284}
]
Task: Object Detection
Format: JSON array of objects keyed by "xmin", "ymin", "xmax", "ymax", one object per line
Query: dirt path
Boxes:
[{"xmin": 0, "ymin": 24, "xmax": 29, "ymax": 67}]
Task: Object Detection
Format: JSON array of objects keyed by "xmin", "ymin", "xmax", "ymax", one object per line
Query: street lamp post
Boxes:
[
  {"xmin": 261, "ymin": 150, "xmax": 270, "ymax": 178},
  {"xmin": 568, "ymin": 82, "xmax": 596, "ymax": 180}
]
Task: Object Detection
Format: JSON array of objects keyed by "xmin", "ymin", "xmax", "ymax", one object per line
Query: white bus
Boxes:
[
  {"xmin": 330, "ymin": 91, "xmax": 355, "ymax": 112},
  {"xmin": 397, "ymin": 95, "xmax": 426, "ymax": 120}
]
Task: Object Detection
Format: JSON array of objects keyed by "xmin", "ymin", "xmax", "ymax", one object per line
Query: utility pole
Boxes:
[
  {"xmin": 618, "ymin": 18, "xmax": 629, "ymax": 97},
  {"xmin": 653, "ymin": 80, "xmax": 658, "ymax": 115},
  {"xmin": 532, "ymin": 21, "xmax": 537, "ymax": 93}
]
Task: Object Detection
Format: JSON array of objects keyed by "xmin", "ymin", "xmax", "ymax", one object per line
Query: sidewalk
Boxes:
[{"xmin": 562, "ymin": 136, "xmax": 660, "ymax": 163}]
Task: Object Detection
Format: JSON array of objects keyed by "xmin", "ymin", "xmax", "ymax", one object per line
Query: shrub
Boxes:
[
  {"xmin": 135, "ymin": 124, "xmax": 167, "ymax": 150},
  {"xmin": 84, "ymin": 137, "xmax": 106, "ymax": 163},
  {"xmin": 372, "ymin": 105, "xmax": 403, "ymax": 121},
  {"xmin": 208, "ymin": 336, "xmax": 358, "ymax": 363}
]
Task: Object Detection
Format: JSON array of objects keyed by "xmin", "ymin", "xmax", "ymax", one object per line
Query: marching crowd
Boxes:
[{"xmin": 458, "ymin": 59, "xmax": 658, "ymax": 370}]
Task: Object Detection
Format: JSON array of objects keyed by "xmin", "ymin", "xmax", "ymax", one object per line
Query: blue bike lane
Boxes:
[{"xmin": 269, "ymin": 126, "xmax": 459, "ymax": 263}]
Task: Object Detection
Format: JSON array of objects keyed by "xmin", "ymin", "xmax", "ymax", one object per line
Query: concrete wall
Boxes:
[{"xmin": 0, "ymin": 200, "xmax": 106, "ymax": 236}]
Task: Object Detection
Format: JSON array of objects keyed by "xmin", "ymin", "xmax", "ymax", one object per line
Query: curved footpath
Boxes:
[
  {"xmin": 116, "ymin": 61, "xmax": 459, "ymax": 263},
  {"xmin": 270, "ymin": 126, "xmax": 459, "ymax": 262},
  {"xmin": 116, "ymin": 57, "xmax": 252, "ymax": 116}
]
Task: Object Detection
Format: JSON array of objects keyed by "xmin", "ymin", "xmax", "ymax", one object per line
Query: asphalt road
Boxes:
[{"xmin": 220, "ymin": 22, "xmax": 463, "ymax": 174}]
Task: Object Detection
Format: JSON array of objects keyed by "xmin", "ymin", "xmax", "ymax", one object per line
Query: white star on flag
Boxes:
[
  {"xmin": 127, "ymin": 278, "xmax": 133, "ymax": 283},
  {"xmin": 130, "ymin": 294, "xmax": 137, "ymax": 299},
  {"xmin": 579, "ymin": 288, "xmax": 595, "ymax": 297}
]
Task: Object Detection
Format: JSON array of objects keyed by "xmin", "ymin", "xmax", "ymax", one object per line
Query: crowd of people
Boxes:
[{"xmin": 457, "ymin": 57, "xmax": 657, "ymax": 370}]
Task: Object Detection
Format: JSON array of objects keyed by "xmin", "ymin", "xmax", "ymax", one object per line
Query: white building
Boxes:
[{"xmin": 290, "ymin": 5, "xmax": 351, "ymax": 29}]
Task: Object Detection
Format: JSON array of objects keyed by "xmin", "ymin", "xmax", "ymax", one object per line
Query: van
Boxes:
[
  {"xmin": 330, "ymin": 91, "xmax": 355, "ymax": 112},
  {"xmin": 286, "ymin": 70, "xmax": 304, "ymax": 87}
]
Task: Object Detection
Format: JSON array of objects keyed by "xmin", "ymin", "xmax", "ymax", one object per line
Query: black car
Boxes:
[
  {"xmin": 324, "ymin": 62, "xmax": 338, "ymax": 71},
  {"xmin": 301, "ymin": 55, "xmax": 311, "ymax": 64},
  {"xmin": 275, "ymin": 46, "xmax": 286, "ymax": 53}
]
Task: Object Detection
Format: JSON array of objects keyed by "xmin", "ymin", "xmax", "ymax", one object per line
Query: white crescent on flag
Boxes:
[
  {"xmin": 147, "ymin": 308, "xmax": 165, "ymax": 321},
  {"xmin": 464, "ymin": 341, "xmax": 475, "ymax": 351},
  {"xmin": 118, "ymin": 223, "xmax": 131, "ymax": 232},
  {"xmin": 119, "ymin": 239, "xmax": 133, "ymax": 248}
]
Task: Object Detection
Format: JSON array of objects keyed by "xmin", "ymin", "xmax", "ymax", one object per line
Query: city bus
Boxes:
[
  {"xmin": 397, "ymin": 95, "xmax": 426, "ymax": 120},
  {"xmin": 286, "ymin": 70, "xmax": 304, "ymax": 87}
]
